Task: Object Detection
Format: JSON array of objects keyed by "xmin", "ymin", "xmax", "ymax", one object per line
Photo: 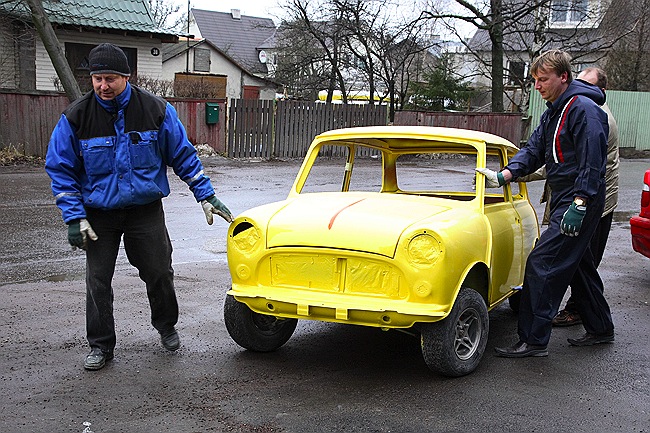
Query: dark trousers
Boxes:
[
  {"xmin": 517, "ymin": 182, "xmax": 614, "ymax": 346},
  {"xmin": 85, "ymin": 200, "xmax": 177, "ymax": 352},
  {"xmin": 563, "ymin": 211, "xmax": 614, "ymax": 312}
]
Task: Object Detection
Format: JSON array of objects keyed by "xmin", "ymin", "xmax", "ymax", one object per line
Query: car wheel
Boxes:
[
  {"xmin": 420, "ymin": 287, "xmax": 489, "ymax": 377},
  {"xmin": 508, "ymin": 290, "xmax": 521, "ymax": 313},
  {"xmin": 223, "ymin": 294, "xmax": 297, "ymax": 352}
]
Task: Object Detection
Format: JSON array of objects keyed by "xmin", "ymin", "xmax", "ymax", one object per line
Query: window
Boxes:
[
  {"xmin": 508, "ymin": 61, "xmax": 526, "ymax": 85},
  {"xmin": 194, "ymin": 48, "xmax": 210, "ymax": 72},
  {"xmin": 300, "ymin": 145, "xmax": 382, "ymax": 194},
  {"xmin": 550, "ymin": 0, "xmax": 589, "ymax": 25}
]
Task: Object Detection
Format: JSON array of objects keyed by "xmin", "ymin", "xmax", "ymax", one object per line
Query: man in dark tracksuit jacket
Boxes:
[
  {"xmin": 476, "ymin": 50, "xmax": 614, "ymax": 357},
  {"xmin": 45, "ymin": 43, "xmax": 233, "ymax": 370}
]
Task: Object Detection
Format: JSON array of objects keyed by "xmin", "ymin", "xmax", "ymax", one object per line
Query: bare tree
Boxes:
[
  {"xmin": 424, "ymin": 0, "xmax": 625, "ymax": 112},
  {"xmin": 149, "ymin": 0, "xmax": 186, "ymax": 32},
  {"xmin": 335, "ymin": 0, "xmax": 434, "ymax": 117},
  {"xmin": 277, "ymin": 0, "xmax": 350, "ymax": 104},
  {"xmin": 23, "ymin": 0, "xmax": 81, "ymax": 101},
  {"xmin": 605, "ymin": 0, "xmax": 650, "ymax": 91},
  {"xmin": 276, "ymin": 0, "xmax": 434, "ymax": 118}
]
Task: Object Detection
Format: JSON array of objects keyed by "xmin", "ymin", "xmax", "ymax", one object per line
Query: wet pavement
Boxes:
[{"xmin": 0, "ymin": 156, "xmax": 649, "ymax": 432}]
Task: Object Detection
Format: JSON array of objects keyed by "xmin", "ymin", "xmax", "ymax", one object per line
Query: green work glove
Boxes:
[
  {"xmin": 67, "ymin": 218, "xmax": 98, "ymax": 250},
  {"xmin": 475, "ymin": 168, "xmax": 505, "ymax": 188},
  {"xmin": 560, "ymin": 202, "xmax": 586, "ymax": 237},
  {"xmin": 201, "ymin": 195, "xmax": 233, "ymax": 224}
]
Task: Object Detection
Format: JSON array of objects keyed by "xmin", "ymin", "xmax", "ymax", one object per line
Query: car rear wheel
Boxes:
[
  {"xmin": 223, "ymin": 294, "xmax": 297, "ymax": 352},
  {"xmin": 420, "ymin": 287, "xmax": 489, "ymax": 377}
]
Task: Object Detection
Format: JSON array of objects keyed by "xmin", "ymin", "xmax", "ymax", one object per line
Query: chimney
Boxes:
[{"xmin": 231, "ymin": 9, "xmax": 241, "ymax": 20}]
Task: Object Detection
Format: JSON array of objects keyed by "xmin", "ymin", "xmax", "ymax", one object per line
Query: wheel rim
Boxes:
[{"xmin": 454, "ymin": 307, "xmax": 482, "ymax": 360}]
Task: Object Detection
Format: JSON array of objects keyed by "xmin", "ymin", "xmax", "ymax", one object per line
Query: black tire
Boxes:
[
  {"xmin": 508, "ymin": 290, "xmax": 521, "ymax": 313},
  {"xmin": 223, "ymin": 294, "xmax": 297, "ymax": 352},
  {"xmin": 420, "ymin": 287, "xmax": 489, "ymax": 377}
]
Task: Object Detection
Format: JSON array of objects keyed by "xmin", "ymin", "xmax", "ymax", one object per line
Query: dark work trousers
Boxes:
[
  {"xmin": 563, "ymin": 211, "xmax": 614, "ymax": 312},
  {"xmin": 84, "ymin": 200, "xmax": 177, "ymax": 352},
  {"xmin": 517, "ymin": 181, "xmax": 614, "ymax": 346}
]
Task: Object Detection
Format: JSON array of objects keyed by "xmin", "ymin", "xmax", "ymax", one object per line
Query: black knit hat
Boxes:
[{"xmin": 88, "ymin": 43, "xmax": 131, "ymax": 76}]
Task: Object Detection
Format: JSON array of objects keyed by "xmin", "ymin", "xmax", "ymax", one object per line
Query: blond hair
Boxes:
[{"xmin": 531, "ymin": 50, "xmax": 573, "ymax": 82}]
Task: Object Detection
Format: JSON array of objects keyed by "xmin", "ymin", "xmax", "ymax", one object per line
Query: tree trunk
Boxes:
[
  {"xmin": 24, "ymin": 0, "xmax": 82, "ymax": 102},
  {"xmin": 490, "ymin": 0, "xmax": 504, "ymax": 112}
]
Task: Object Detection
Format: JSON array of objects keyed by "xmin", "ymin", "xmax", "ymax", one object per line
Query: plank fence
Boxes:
[
  {"xmin": 228, "ymin": 100, "xmax": 388, "ymax": 158},
  {"xmin": 0, "ymin": 91, "xmax": 227, "ymax": 157},
  {"xmin": 393, "ymin": 111, "xmax": 524, "ymax": 146},
  {"xmin": 227, "ymin": 99, "xmax": 274, "ymax": 158},
  {"xmin": 0, "ymin": 90, "xmax": 69, "ymax": 157}
]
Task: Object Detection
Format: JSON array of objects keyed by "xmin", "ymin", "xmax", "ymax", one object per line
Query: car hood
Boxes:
[{"xmin": 266, "ymin": 193, "xmax": 453, "ymax": 257}]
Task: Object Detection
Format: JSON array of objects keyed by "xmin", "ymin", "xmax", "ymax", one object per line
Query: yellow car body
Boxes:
[{"xmin": 225, "ymin": 126, "xmax": 539, "ymax": 376}]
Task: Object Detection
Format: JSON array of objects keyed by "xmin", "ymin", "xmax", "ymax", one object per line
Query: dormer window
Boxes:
[{"xmin": 550, "ymin": 0, "xmax": 590, "ymax": 25}]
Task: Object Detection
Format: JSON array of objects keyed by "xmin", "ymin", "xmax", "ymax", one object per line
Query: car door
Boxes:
[{"xmin": 482, "ymin": 152, "xmax": 525, "ymax": 303}]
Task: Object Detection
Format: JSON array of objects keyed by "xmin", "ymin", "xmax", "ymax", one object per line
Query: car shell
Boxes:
[
  {"xmin": 225, "ymin": 126, "xmax": 540, "ymax": 376},
  {"xmin": 630, "ymin": 169, "xmax": 650, "ymax": 258}
]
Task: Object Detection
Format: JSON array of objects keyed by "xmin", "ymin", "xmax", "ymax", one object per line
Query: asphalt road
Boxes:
[{"xmin": 0, "ymin": 156, "xmax": 649, "ymax": 433}]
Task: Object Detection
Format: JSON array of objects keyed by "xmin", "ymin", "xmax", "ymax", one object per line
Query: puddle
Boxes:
[
  {"xmin": 613, "ymin": 211, "xmax": 638, "ymax": 223},
  {"xmin": 45, "ymin": 273, "xmax": 85, "ymax": 282}
]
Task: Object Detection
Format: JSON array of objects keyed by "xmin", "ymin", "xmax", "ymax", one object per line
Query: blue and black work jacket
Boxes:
[
  {"xmin": 45, "ymin": 83, "xmax": 215, "ymax": 223},
  {"xmin": 505, "ymin": 79, "xmax": 609, "ymax": 202}
]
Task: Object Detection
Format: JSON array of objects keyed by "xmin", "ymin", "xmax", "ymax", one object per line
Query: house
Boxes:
[
  {"xmin": 161, "ymin": 37, "xmax": 278, "ymax": 100},
  {"xmin": 185, "ymin": 8, "xmax": 280, "ymax": 99},
  {"xmin": 190, "ymin": 8, "xmax": 277, "ymax": 78},
  {"xmin": 455, "ymin": 0, "xmax": 621, "ymax": 111},
  {"xmin": 0, "ymin": 0, "xmax": 178, "ymax": 93}
]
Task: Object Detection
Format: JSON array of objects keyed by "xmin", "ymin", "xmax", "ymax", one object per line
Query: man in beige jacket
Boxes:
[{"xmin": 521, "ymin": 66, "xmax": 619, "ymax": 327}]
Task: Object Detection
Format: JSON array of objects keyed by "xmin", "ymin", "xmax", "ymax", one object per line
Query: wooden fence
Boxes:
[
  {"xmin": 167, "ymin": 97, "xmax": 227, "ymax": 154},
  {"xmin": 227, "ymin": 101, "xmax": 524, "ymax": 158},
  {"xmin": 227, "ymin": 99, "xmax": 274, "ymax": 158},
  {"xmin": 393, "ymin": 111, "xmax": 524, "ymax": 146},
  {"xmin": 0, "ymin": 91, "xmax": 227, "ymax": 157},
  {"xmin": 0, "ymin": 90, "xmax": 69, "ymax": 157},
  {"xmin": 228, "ymin": 100, "xmax": 388, "ymax": 158}
]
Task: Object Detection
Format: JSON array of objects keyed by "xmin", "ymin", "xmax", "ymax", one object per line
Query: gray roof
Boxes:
[
  {"xmin": 192, "ymin": 8, "xmax": 276, "ymax": 75},
  {"xmin": 0, "ymin": 0, "xmax": 178, "ymax": 42}
]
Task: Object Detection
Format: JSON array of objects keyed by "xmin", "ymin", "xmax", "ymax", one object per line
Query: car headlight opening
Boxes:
[
  {"xmin": 407, "ymin": 233, "xmax": 442, "ymax": 266},
  {"xmin": 231, "ymin": 221, "xmax": 261, "ymax": 253}
]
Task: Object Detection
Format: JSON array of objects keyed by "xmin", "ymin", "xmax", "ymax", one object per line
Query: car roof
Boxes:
[{"xmin": 314, "ymin": 126, "xmax": 519, "ymax": 153}]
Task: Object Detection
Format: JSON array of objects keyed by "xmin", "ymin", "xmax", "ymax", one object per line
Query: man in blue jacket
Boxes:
[
  {"xmin": 476, "ymin": 49, "xmax": 614, "ymax": 357},
  {"xmin": 45, "ymin": 43, "xmax": 233, "ymax": 370}
]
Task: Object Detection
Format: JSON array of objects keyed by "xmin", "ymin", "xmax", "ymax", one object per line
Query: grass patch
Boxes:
[{"xmin": 0, "ymin": 144, "xmax": 44, "ymax": 166}]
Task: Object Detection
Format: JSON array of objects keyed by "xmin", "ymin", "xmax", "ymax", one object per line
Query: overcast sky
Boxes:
[
  {"xmin": 170, "ymin": 0, "xmax": 474, "ymax": 40},
  {"xmin": 172, "ymin": 0, "xmax": 283, "ymax": 22}
]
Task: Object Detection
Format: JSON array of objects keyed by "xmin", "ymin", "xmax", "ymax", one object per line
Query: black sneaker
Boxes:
[
  {"xmin": 84, "ymin": 347, "xmax": 114, "ymax": 371},
  {"xmin": 160, "ymin": 329, "xmax": 180, "ymax": 351}
]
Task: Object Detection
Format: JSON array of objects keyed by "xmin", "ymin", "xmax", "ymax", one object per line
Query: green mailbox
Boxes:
[{"xmin": 205, "ymin": 102, "xmax": 219, "ymax": 124}]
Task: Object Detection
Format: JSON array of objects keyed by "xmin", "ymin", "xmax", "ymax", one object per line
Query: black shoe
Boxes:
[
  {"xmin": 84, "ymin": 347, "xmax": 114, "ymax": 371},
  {"xmin": 495, "ymin": 341, "xmax": 548, "ymax": 358},
  {"xmin": 567, "ymin": 331, "xmax": 614, "ymax": 346},
  {"xmin": 160, "ymin": 329, "xmax": 180, "ymax": 351}
]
